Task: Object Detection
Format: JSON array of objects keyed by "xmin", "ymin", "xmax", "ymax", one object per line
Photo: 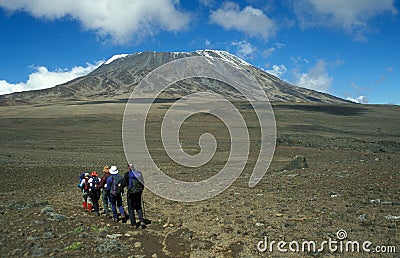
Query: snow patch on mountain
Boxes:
[
  {"xmin": 195, "ymin": 50, "xmax": 251, "ymax": 67},
  {"xmin": 104, "ymin": 54, "xmax": 129, "ymax": 65}
]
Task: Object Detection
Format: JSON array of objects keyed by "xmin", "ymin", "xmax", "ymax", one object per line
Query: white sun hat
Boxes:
[{"xmin": 109, "ymin": 165, "xmax": 119, "ymax": 175}]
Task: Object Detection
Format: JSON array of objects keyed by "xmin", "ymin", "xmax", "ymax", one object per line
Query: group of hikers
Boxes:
[{"xmin": 78, "ymin": 163, "xmax": 150, "ymax": 229}]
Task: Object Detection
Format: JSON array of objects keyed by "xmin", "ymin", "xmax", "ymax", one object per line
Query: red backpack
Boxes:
[{"xmin": 82, "ymin": 178, "xmax": 90, "ymax": 191}]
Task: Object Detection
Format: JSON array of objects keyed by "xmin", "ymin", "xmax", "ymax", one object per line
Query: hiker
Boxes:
[
  {"xmin": 106, "ymin": 166, "xmax": 127, "ymax": 223},
  {"xmin": 88, "ymin": 171, "xmax": 101, "ymax": 216},
  {"xmin": 122, "ymin": 163, "xmax": 146, "ymax": 228},
  {"xmin": 96, "ymin": 166, "xmax": 112, "ymax": 218},
  {"xmin": 79, "ymin": 172, "xmax": 93, "ymax": 212}
]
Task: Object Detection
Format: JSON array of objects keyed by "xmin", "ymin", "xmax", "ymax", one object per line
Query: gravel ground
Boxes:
[{"xmin": 0, "ymin": 102, "xmax": 399, "ymax": 257}]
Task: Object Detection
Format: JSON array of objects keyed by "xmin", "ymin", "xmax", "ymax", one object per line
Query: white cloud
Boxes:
[
  {"xmin": 0, "ymin": 0, "xmax": 191, "ymax": 44},
  {"xmin": 294, "ymin": 0, "xmax": 397, "ymax": 33},
  {"xmin": 266, "ymin": 64, "xmax": 287, "ymax": 78},
  {"xmin": 293, "ymin": 60, "xmax": 333, "ymax": 93},
  {"xmin": 199, "ymin": 0, "xmax": 215, "ymax": 7},
  {"xmin": 290, "ymin": 56, "xmax": 310, "ymax": 66},
  {"xmin": 210, "ymin": 2, "xmax": 276, "ymax": 40},
  {"xmin": 263, "ymin": 42, "xmax": 285, "ymax": 57},
  {"xmin": 346, "ymin": 95, "xmax": 369, "ymax": 104},
  {"xmin": 0, "ymin": 62, "xmax": 102, "ymax": 95},
  {"xmin": 230, "ymin": 41, "xmax": 256, "ymax": 59}
]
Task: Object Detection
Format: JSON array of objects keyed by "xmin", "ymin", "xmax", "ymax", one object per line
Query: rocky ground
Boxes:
[{"xmin": 0, "ymin": 101, "xmax": 399, "ymax": 257}]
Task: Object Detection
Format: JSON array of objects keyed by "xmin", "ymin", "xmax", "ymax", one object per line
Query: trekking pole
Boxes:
[{"xmin": 141, "ymin": 193, "xmax": 146, "ymax": 219}]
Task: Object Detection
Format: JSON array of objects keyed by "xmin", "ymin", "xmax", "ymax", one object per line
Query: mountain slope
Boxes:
[{"xmin": 0, "ymin": 50, "xmax": 348, "ymax": 105}]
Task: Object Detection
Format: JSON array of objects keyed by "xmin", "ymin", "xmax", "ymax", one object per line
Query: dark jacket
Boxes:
[{"xmin": 96, "ymin": 173, "xmax": 110, "ymax": 189}]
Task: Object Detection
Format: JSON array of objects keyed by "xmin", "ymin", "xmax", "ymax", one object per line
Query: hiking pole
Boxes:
[{"xmin": 141, "ymin": 193, "xmax": 146, "ymax": 219}]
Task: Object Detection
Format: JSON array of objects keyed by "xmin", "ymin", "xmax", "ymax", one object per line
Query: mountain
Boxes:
[{"xmin": 0, "ymin": 50, "xmax": 348, "ymax": 105}]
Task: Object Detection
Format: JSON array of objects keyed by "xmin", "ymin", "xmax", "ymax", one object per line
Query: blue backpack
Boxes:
[{"xmin": 78, "ymin": 173, "xmax": 85, "ymax": 181}]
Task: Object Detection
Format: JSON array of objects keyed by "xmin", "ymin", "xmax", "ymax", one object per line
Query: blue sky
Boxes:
[{"xmin": 0, "ymin": 0, "xmax": 399, "ymax": 104}]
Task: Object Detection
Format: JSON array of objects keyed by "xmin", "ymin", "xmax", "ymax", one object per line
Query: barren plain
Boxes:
[{"xmin": 0, "ymin": 101, "xmax": 399, "ymax": 257}]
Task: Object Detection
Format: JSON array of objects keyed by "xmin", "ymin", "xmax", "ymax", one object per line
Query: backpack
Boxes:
[
  {"xmin": 78, "ymin": 172, "xmax": 86, "ymax": 182},
  {"xmin": 108, "ymin": 174, "xmax": 122, "ymax": 195},
  {"xmin": 127, "ymin": 171, "xmax": 143, "ymax": 194},
  {"xmin": 91, "ymin": 176, "xmax": 100, "ymax": 191},
  {"xmin": 82, "ymin": 178, "xmax": 90, "ymax": 191}
]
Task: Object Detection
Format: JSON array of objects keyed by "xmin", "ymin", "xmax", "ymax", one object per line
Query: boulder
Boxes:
[{"xmin": 281, "ymin": 155, "xmax": 308, "ymax": 171}]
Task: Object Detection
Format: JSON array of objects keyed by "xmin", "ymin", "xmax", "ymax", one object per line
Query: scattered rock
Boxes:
[
  {"xmin": 42, "ymin": 232, "xmax": 54, "ymax": 239},
  {"xmin": 39, "ymin": 206, "xmax": 66, "ymax": 221},
  {"xmin": 335, "ymin": 171, "xmax": 349, "ymax": 178},
  {"xmin": 95, "ymin": 239, "xmax": 127, "ymax": 253},
  {"xmin": 126, "ymin": 230, "xmax": 142, "ymax": 237},
  {"xmin": 79, "ymin": 232, "xmax": 90, "ymax": 239},
  {"xmin": 162, "ymin": 223, "xmax": 174, "ymax": 228},
  {"xmin": 40, "ymin": 207, "xmax": 54, "ymax": 215},
  {"xmin": 358, "ymin": 214, "xmax": 367, "ymax": 221},
  {"xmin": 49, "ymin": 213, "xmax": 66, "ymax": 221},
  {"xmin": 134, "ymin": 241, "xmax": 142, "ymax": 248},
  {"xmin": 106, "ymin": 233, "xmax": 122, "ymax": 239},
  {"xmin": 32, "ymin": 247, "xmax": 52, "ymax": 257},
  {"xmin": 358, "ymin": 214, "xmax": 374, "ymax": 226},
  {"xmin": 388, "ymin": 228, "xmax": 397, "ymax": 236},
  {"xmin": 370, "ymin": 199, "xmax": 381, "ymax": 204},
  {"xmin": 281, "ymin": 155, "xmax": 308, "ymax": 171},
  {"xmin": 385, "ymin": 215, "xmax": 400, "ymax": 220},
  {"xmin": 98, "ymin": 228, "xmax": 108, "ymax": 234}
]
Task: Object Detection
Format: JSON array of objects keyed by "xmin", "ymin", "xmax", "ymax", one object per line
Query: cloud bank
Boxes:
[
  {"xmin": 0, "ymin": 0, "xmax": 191, "ymax": 44},
  {"xmin": 294, "ymin": 0, "xmax": 397, "ymax": 38},
  {"xmin": 346, "ymin": 95, "xmax": 369, "ymax": 104},
  {"xmin": 230, "ymin": 41, "xmax": 256, "ymax": 59},
  {"xmin": 293, "ymin": 60, "xmax": 333, "ymax": 93},
  {"xmin": 210, "ymin": 2, "xmax": 276, "ymax": 41},
  {"xmin": 0, "ymin": 62, "xmax": 102, "ymax": 95},
  {"xmin": 266, "ymin": 65, "xmax": 287, "ymax": 79}
]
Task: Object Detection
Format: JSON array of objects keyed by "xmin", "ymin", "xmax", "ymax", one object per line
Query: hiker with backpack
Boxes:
[
  {"xmin": 96, "ymin": 166, "xmax": 112, "ymax": 218},
  {"xmin": 88, "ymin": 171, "xmax": 101, "ymax": 216},
  {"xmin": 122, "ymin": 163, "xmax": 146, "ymax": 228},
  {"xmin": 106, "ymin": 166, "xmax": 127, "ymax": 223},
  {"xmin": 79, "ymin": 172, "xmax": 93, "ymax": 212}
]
